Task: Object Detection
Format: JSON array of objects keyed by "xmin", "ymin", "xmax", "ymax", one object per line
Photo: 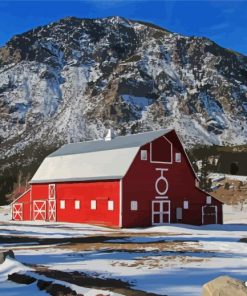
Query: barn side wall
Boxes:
[
  {"xmin": 31, "ymin": 180, "xmax": 120, "ymax": 227},
  {"xmin": 122, "ymin": 130, "xmax": 223, "ymax": 228},
  {"xmin": 12, "ymin": 190, "xmax": 31, "ymax": 221}
]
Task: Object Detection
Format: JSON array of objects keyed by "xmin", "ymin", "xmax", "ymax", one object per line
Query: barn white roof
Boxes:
[{"xmin": 30, "ymin": 129, "xmax": 171, "ymax": 184}]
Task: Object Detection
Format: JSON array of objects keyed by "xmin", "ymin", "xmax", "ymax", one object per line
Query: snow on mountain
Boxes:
[{"xmin": 0, "ymin": 16, "xmax": 247, "ymax": 169}]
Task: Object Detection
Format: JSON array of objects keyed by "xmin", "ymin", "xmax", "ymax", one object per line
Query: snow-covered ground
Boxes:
[
  {"xmin": 1, "ymin": 205, "xmax": 247, "ymax": 296},
  {"xmin": 0, "ymin": 257, "xmax": 121, "ymax": 296},
  {"xmin": 0, "ymin": 257, "xmax": 44, "ymax": 296},
  {"xmin": 0, "ymin": 222, "xmax": 247, "ymax": 295},
  {"xmin": 0, "ymin": 205, "xmax": 11, "ymax": 222},
  {"xmin": 209, "ymin": 173, "xmax": 247, "ymax": 182},
  {"xmin": 0, "ymin": 220, "xmax": 114, "ymax": 239},
  {"xmin": 224, "ymin": 204, "xmax": 247, "ymax": 223}
]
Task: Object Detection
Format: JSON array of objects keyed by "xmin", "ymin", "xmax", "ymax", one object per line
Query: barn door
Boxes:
[
  {"xmin": 152, "ymin": 200, "xmax": 170, "ymax": 225},
  {"xmin": 48, "ymin": 200, "xmax": 56, "ymax": 221},
  {"xmin": 33, "ymin": 200, "xmax": 46, "ymax": 221},
  {"xmin": 12, "ymin": 203, "xmax": 23, "ymax": 221},
  {"xmin": 202, "ymin": 205, "xmax": 217, "ymax": 224},
  {"xmin": 48, "ymin": 184, "xmax": 56, "ymax": 222}
]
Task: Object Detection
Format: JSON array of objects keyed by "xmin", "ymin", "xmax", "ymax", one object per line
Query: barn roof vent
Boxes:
[{"xmin": 105, "ymin": 129, "xmax": 115, "ymax": 141}]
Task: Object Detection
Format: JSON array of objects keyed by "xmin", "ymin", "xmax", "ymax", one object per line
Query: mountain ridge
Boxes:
[{"xmin": 0, "ymin": 16, "xmax": 247, "ymax": 173}]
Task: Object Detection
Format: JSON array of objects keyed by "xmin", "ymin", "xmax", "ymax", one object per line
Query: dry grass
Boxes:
[
  {"xmin": 59, "ymin": 236, "xmax": 201, "ymax": 253},
  {"xmin": 211, "ymin": 178, "xmax": 247, "ymax": 204},
  {"xmin": 111, "ymin": 255, "xmax": 206, "ymax": 269},
  {"xmin": 54, "ymin": 238, "xmax": 209, "ymax": 272}
]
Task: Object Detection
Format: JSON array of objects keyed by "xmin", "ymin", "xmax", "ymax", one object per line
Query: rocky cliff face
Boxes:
[{"xmin": 0, "ymin": 16, "xmax": 247, "ymax": 169}]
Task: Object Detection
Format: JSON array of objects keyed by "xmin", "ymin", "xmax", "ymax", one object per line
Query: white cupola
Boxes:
[{"xmin": 105, "ymin": 129, "xmax": 115, "ymax": 141}]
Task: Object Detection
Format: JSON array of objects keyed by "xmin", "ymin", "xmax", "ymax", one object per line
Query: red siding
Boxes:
[
  {"xmin": 56, "ymin": 181, "xmax": 120, "ymax": 227},
  {"xmin": 31, "ymin": 180, "xmax": 120, "ymax": 227},
  {"xmin": 122, "ymin": 130, "xmax": 223, "ymax": 227}
]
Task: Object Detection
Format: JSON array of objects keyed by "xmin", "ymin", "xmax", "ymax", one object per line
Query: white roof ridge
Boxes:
[
  {"xmin": 49, "ymin": 128, "xmax": 172, "ymax": 158},
  {"xmin": 63, "ymin": 128, "xmax": 169, "ymax": 145}
]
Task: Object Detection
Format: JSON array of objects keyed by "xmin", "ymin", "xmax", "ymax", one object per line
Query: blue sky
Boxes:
[{"xmin": 0, "ymin": 0, "xmax": 246, "ymax": 55}]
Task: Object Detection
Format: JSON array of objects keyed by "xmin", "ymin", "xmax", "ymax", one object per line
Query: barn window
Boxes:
[
  {"xmin": 206, "ymin": 196, "xmax": 212, "ymax": 204},
  {"xmin": 75, "ymin": 200, "xmax": 80, "ymax": 210},
  {"xmin": 183, "ymin": 201, "xmax": 189, "ymax": 209},
  {"xmin": 108, "ymin": 200, "xmax": 114, "ymax": 211},
  {"xmin": 91, "ymin": 200, "xmax": 97, "ymax": 210},
  {"xmin": 131, "ymin": 201, "xmax": 138, "ymax": 211},
  {"xmin": 141, "ymin": 150, "xmax": 147, "ymax": 160},
  {"xmin": 175, "ymin": 153, "xmax": 181, "ymax": 162},
  {"xmin": 60, "ymin": 200, "xmax": 65, "ymax": 209}
]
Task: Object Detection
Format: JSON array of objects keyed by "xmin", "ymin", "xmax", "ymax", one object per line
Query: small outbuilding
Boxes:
[{"xmin": 12, "ymin": 129, "xmax": 223, "ymax": 227}]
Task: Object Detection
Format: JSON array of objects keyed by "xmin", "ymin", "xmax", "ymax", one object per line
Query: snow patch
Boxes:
[{"xmin": 0, "ymin": 257, "xmax": 31, "ymax": 282}]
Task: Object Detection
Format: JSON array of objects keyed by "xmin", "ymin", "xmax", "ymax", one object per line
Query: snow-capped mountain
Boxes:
[{"xmin": 0, "ymin": 16, "xmax": 247, "ymax": 168}]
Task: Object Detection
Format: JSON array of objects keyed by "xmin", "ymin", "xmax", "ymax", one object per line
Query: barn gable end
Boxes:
[{"xmin": 121, "ymin": 130, "xmax": 222, "ymax": 227}]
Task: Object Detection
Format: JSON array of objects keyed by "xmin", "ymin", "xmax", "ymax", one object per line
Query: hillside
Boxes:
[{"xmin": 0, "ymin": 16, "xmax": 247, "ymax": 202}]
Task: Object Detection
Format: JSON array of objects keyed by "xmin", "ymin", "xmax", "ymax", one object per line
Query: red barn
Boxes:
[{"xmin": 12, "ymin": 129, "xmax": 223, "ymax": 227}]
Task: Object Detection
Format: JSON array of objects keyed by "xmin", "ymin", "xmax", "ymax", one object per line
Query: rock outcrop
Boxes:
[
  {"xmin": 0, "ymin": 249, "xmax": 15, "ymax": 264},
  {"xmin": 203, "ymin": 275, "xmax": 247, "ymax": 296}
]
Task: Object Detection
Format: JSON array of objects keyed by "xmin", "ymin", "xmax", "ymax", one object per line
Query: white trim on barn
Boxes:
[
  {"xmin": 155, "ymin": 168, "xmax": 169, "ymax": 197},
  {"xmin": 152, "ymin": 200, "xmax": 171, "ymax": 225},
  {"xmin": 155, "ymin": 196, "xmax": 168, "ymax": 199},
  {"xmin": 119, "ymin": 179, "xmax": 123, "ymax": 227},
  {"xmin": 30, "ymin": 186, "xmax": 32, "ymax": 221},
  {"xmin": 150, "ymin": 136, "xmax": 173, "ymax": 165}
]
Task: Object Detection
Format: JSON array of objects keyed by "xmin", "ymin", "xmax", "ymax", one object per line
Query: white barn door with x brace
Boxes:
[
  {"xmin": 33, "ymin": 200, "xmax": 46, "ymax": 221},
  {"xmin": 48, "ymin": 200, "xmax": 56, "ymax": 221},
  {"xmin": 12, "ymin": 203, "xmax": 23, "ymax": 221}
]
